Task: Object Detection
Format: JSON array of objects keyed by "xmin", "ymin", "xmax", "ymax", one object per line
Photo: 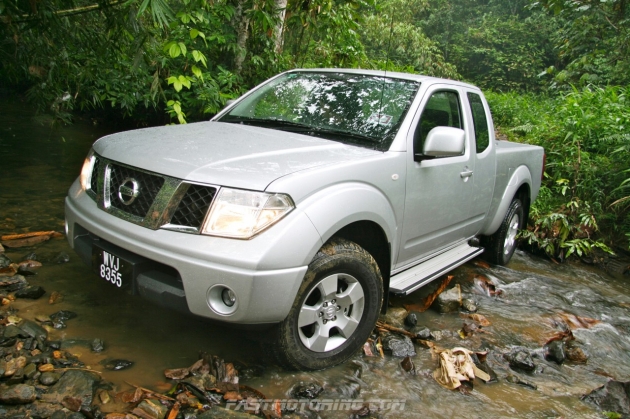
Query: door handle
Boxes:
[{"xmin": 460, "ymin": 170, "xmax": 473, "ymax": 178}]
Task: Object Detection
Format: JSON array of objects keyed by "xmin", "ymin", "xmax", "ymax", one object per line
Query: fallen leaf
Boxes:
[
  {"xmin": 223, "ymin": 391, "xmax": 242, "ymax": 401},
  {"xmin": 49, "ymin": 291, "xmax": 63, "ymax": 304},
  {"xmin": 461, "ymin": 313, "xmax": 491, "ymax": 327},
  {"xmin": 164, "ymin": 368, "xmax": 190, "ymax": 380},
  {"xmin": 473, "ymin": 260, "xmax": 490, "ymax": 269},
  {"xmin": 556, "ymin": 313, "xmax": 600, "ymax": 330}
]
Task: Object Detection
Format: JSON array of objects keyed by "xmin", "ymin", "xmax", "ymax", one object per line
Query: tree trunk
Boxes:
[
  {"xmin": 272, "ymin": 0, "xmax": 288, "ymax": 55},
  {"xmin": 233, "ymin": 0, "xmax": 251, "ymax": 75}
]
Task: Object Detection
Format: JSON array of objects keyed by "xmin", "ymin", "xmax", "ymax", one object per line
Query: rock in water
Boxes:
[
  {"xmin": 55, "ymin": 252, "xmax": 70, "ymax": 264},
  {"xmin": 414, "ymin": 326, "xmax": 431, "ymax": 340},
  {"xmin": 461, "ymin": 298, "xmax": 478, "ymax": 312},
  {"xmin": 433, "ymin": 286, "xmax": 462, "ymax": 313},
  {"xmin": 19, "ymin": 319, "xmax": 48, "ymax": 341},
  {"xmin": 383, "ymin": 335, "xmax": 417, "ymax": 357},
  {"xmin": 103, "ymin": 359, "xmax": 134, "ymax": 371},
  {"xmin": 544, "ymin": 340, "xmax": 566, "ymax": 364},
  {"xmin": 91, "ymin": 338, "xmax": 105, "ymax": 353},
  {"xmin": 291, "ymin": 382, "xmax": 323, "ymax": 399},
  {"xmin": 583, "ymin": 380, "xmax": 630, "ymax": 416},
  {"xmin": 382, "ymin": 307, "xmax": 409, "ymax": 327},
  {"xmin": 41, "ymin": 370, "xmax": 100, "ymax": 408},
  {"xmin": 0, "ymin": 254, "xmax": 11, "ymax": 268},
  {"xmin": 0, "ymin": 384, "xmax": 37, "ymax": 404},
  {"xmin": 15, "ymin": 285, "xmax": 45, "ymax": 299},
  {"xmin": 404, "ymin": 312, "xmax": 418, "ymax": 327},
  {"xmin": 505, "ymin": 348, "xmax": 536, "ymax": 372},
  {"xmin": 50, "ymin": 310, "xmax": 77, "ymax": 321},
  {"xmin": 40, "ymin": 372, "xmax": 61, "ymax": 386}
]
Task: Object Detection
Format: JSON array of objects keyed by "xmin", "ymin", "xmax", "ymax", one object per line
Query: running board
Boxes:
[{"xmin": 389, "ymin": 243, "xmax": 484, "ymax": 296}]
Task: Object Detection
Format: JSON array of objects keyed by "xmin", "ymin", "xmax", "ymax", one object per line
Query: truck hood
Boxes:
[{"xmin": 93, "ymin": 121, "xmax": 380, "ymax": 190}]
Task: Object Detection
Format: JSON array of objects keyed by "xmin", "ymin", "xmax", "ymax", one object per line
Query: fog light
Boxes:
[{"xmin": 221, "ymin": 288, "xmax": 237, "ymax": 307}]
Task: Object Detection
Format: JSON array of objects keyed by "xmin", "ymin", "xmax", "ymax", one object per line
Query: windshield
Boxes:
[{"xmin": 218, "ymin": 72, "xmax": 420, "ymax": 151}]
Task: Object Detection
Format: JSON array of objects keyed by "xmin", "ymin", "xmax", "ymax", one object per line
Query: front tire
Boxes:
[
  {"xmin": 483, "ymin": 198, "xmax": 524, "ymax": 265},
  {"xmin": 273, "ymin": 238, "xmax": 383, "ymax": 370}
]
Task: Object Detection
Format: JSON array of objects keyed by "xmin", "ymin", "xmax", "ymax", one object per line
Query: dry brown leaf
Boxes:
[
  {"xmin": 556, "ymin": 313, "xmax": 600, "ymax": 330},
  {"xmin": 1, "ymin": 231, "xmax": 59, "ymax": 240},
  {"xmin": 473, "ymin": 260, "xmax": 490, "ymax": 269},
  {"xmin": 49, "ymin": 291, "xmax": 63, "ymax": 304},
  {"xmin": 166, "ymin": 403, "xmax": 180, "ymax": 419},
  {"xmin": 164, "ymin": 368, "xmax": 190, "ymax": 380},
  {"xmin": 461, "ymin": 313, "xmax": 491, "ymax": 327},
  {"xmin": 223, "ymin": 391, "xmax": 242, "ymax": 401}
]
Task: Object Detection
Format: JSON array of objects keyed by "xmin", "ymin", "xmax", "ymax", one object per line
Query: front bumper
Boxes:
[{"xmin": 65, "ymin": 179, "xmax": 322, "ymax": 324}]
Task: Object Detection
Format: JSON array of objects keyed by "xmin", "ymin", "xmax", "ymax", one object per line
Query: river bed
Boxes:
[{"xmin": 1, "ymin": 98, "xmax": 629, "ymax": 418}]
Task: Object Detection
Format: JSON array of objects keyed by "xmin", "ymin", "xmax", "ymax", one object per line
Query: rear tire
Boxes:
[
  {"xmin": 272, "ymin": 238, "xmax": 383, "ymax": 371},
  {"xmin": 483, "ymin": 199, "xmax": 524, "ymax": 265}
]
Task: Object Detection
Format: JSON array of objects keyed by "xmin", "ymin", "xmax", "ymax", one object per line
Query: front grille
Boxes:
[
  {"xmin": 90, "ymin": 154, "xmax": 218, "ymax": 232},
  {"xmin": 90, "ymin": 156, "xmax": 101, "ymax": 193},
  {"xmin": 170, "ymin": 184, "xmax": 217, "ymax": 229},
  {"xmin": 107, "ymin": 163, "xmax": 165, "ymax": 218}
]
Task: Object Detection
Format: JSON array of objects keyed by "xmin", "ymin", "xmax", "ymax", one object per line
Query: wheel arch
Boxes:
[{"xmin": 481, "ymin": 165, "xmax": 533, "ymax": 236}]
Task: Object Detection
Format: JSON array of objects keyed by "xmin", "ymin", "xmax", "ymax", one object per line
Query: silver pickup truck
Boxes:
[{"xmin": 65, "ymin": 69, "xmax": 544, "ymax": 370}]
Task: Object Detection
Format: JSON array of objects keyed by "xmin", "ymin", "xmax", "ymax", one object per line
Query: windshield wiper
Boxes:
[
  {"xmin": 221, "ymin": 115, "xmax": 381, "ymax": 147},
  {"xmin": 220, "ymin": 116, "xmax": 312, "ymax": 131}
]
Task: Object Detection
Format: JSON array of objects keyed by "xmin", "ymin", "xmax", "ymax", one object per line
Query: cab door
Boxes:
[{"xmin": 396, "ymin": 86, "xmax": 475, "ymax": 268}]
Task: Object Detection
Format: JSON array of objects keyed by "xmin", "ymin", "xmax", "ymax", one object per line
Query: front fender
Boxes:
[
  {"xmin": 299, "ymin": 182, "xmax": 398, "ymax": 258},
  {"xmin": 482, "ymin": 165, "xmax": 532, "ymax": 235}
]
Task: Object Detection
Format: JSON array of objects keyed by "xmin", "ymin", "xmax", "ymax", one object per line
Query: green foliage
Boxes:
[
  {"xmin": 534, "ymin": 0, "xmax": 630, "ymax": 87},
  {"xmin": 488, "ymin": 85, "xmax": 630, "ymax": 257},
  {"xmin": 359, "ymin": 13, "xmax": 459, "ymax": 78}
]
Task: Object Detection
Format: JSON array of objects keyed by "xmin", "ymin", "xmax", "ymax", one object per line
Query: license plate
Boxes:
[{"xmin": 92, "ymin": 246, "xmax": 132, "ymax": 288}]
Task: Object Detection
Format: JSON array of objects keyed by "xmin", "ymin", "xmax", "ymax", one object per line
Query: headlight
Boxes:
[
  {"xmin": 201, "ymin": 188, "xmax": 294, "ymax": 239},
  {"xmin": 79, "ymin": 149, "xmax": 96, "ymax": 191}
]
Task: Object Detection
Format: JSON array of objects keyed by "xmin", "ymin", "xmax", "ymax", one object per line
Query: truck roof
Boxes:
[{"xmin": 287, "ymin": 68, "xmax": 481, "ymax": 91}]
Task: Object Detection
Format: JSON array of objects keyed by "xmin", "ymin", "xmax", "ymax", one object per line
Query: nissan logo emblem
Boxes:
[{"xmin": 118, "ymin": 178, "xmax": 140, "ymax": 205}]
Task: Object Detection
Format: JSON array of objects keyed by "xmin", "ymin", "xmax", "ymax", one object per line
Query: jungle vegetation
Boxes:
[{"xmin": 1, "ymin": 0, "xmax": 629, "ymax": 259}]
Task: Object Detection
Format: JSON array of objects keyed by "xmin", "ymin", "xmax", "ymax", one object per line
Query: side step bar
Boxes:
[{"xmin": 389, "ymin": 242, "xmax": 484, "ymax": 296}]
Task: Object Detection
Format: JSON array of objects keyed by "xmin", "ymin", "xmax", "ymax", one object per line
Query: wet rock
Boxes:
[
  {"xmin": 103, "ymin": 359, "xmax": 134, "ymax": 371},
  {"xmin": 544, "ymin": 340, "xmax": 565, "ymax": 365},
  {"xmin": 91, "ymin": 338, "xmax": 104, "ymax": 353},
  {"xmin": 15, "ymin": 285, "xmax": 45, "ymax": 299},
  {"xmin": 55, "ymin": 252, "xmax": 70, "ymax": 264},
  {"xmin": 237, "ymin": 365, "xmax": 263, "ymax": 381},
  {"xmin": 381, "ymin": 307, "xmax": 408, "ymax": 327},
  {"xmin": 461, "ymin": 298, "xmax": 478, "ymax": 313},
  {"xmin": 404, "ymin": 312, "xmax": 418, "ymax": 328},
  {"xmin": 19, "ymin": 319, "xmax": 48, "ymax": 340},
  {"xmin": 50, "ymin": 310, "xmax": 77, "ymax": 321},
  {"xmin": 400, "ymin": 356, "xmax": 415, "ymax": 372},
  {"xmin": 505, "ymin": 348, "xmax": 536, "ymax": 372},
  {"xmin": 415, "ymin": 326, "xmax": 431, "ymax": 340},
  {"xmin": 40, "ymin": 371, "xmax": 61, "ymax": 386},
  {"xmin": 41, "ymin": 370, "xmax": 100, "ymax": 408},
  {"xmin": 0, "ymin": 275, "xmax": 28, "ymax": 292},
  {"xmin": 30, "ymin": 401, "xmax": 64, "ymax": 418},
  {"xmin": 382, "ymin": 335, "xmax": 416, "ymax": 357},
  {"xmin": 506, "ymin": 373, "xmax": 537, "ymax": 390},
  {"xmin": 432, "ymin": 286, "xmax": 461, "ymax": 313},
  {"xmin": 566, "ymin": 346, "xmax": 588, "ymax": 363},
  {"xmin": 17, "ymin": 266, "xmax": 38, "ymax": 276},
  {"xmin": 50, "ymin": 411, "xmax": 67, "ymax": 419},
  {"xmin": 23, "ymin": 363, "xmax": 37, "ymax": 379},
  {"xmin": 133, "ymin": 398, "xmax": 168, "ymax": 419},
  {"xmin": 3, "ymin": 325, "xmax": 27, "ymax": 339},
  {"xmin": 0, "ymin": 337, "xmax": 17, "ymax": 347},
  {"xmin": 53, "ymin": 319, "xmax": 67, "ymax": 329},
  {"xmin": 22, "ymin": 252, "xmax": 37, "ymax": 261},
  {"xmin": 582, "ymin": 380, "xmax": 630, "ymax": 416},
  {"xmin": 7, "ymin": 367, "xmax": 25, "ymax": 384},
  {"xmin": 0, "ymin": 254, "xmax": 11, "ymax": 268},
  {"xmin": 0, "ymin": 384, "xmax": 37, "ymax": 404},
  {"xmin": 291, "ymin": 382, "xmax": 323, "ymax": 399}
]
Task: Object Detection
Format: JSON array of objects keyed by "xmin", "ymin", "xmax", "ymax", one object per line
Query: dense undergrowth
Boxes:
[{"xmin": 487, "ymin": 86, "xmax": 630, "ymax": 259}]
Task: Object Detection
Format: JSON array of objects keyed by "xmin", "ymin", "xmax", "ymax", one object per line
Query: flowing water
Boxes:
[{"xmin": 1, "ymin": 97, "xmax": 629, "ymax": 418}]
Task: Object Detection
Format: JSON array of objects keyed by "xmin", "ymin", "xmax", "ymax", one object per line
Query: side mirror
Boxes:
[{"xmin": 422, "ymin": 126, "xmax": 465, "ymax": 157}]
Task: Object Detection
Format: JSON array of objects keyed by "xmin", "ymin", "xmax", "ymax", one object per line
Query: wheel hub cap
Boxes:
[{"xmin": 297, "ymin": 273, "xmax": 365, "ymax": 353}]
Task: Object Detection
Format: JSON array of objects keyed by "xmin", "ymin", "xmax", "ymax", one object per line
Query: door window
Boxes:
[
  {"xmin": 467, "ymin": 92, "xmax": 490, "ymax": 153},
  {"xmin": 414, "ymin": 91, "xmax": 463, "ymax": 155}
]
